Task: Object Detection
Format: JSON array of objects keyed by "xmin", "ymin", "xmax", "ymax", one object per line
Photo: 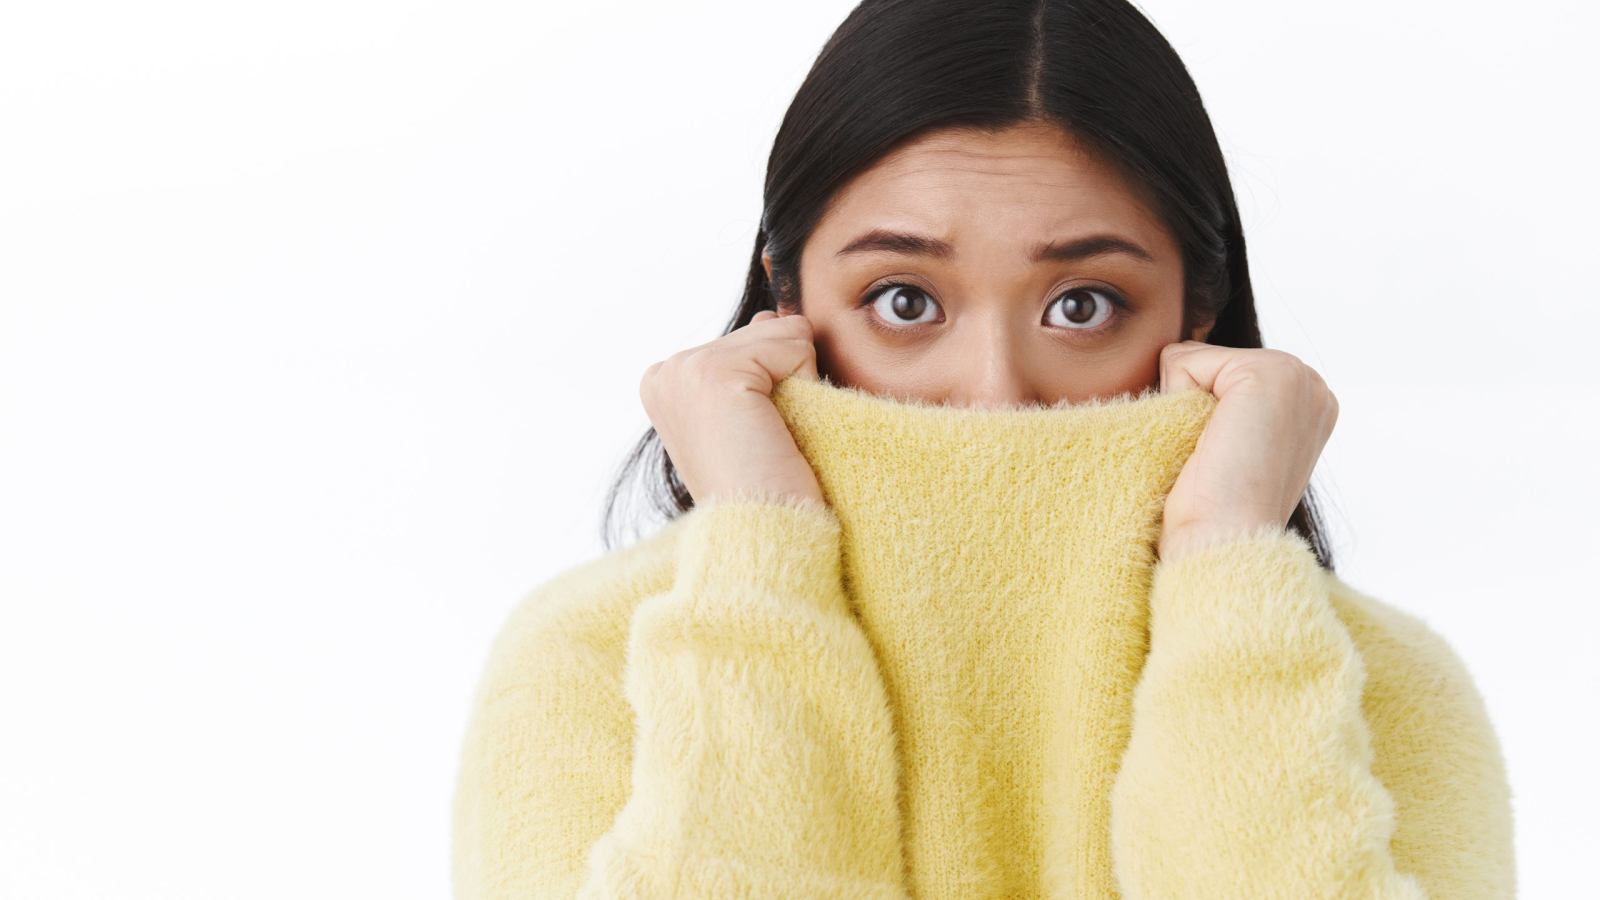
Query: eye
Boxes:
[
  {"xmin": 862, "ymin": 282, "xmax": 942, "ymax": 327},
  {"xmin": 1043, "ymin": 287, "xmax": 1127, "ymax": 332}
]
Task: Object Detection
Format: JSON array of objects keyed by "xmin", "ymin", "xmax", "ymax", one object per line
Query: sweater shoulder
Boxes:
[
  {"xmin": 1324, "ymin": 572, "xmax": 1486, "ymax": 696},
  {"xmin": 473, "ymin": 516, "xmax": 688, "ymax": 694},
  {"xmin": 1323, "ymin": 570, "xmax": 1509, "ymax": 780},
  {"xmin": 1322, "ymin": 573, "xmax": 1516, "ymax": 894}
]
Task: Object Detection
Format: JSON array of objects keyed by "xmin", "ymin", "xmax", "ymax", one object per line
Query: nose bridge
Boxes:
[{"xmin": 947, "ymin": 307, "xmax": 1039, "ymax": 410}]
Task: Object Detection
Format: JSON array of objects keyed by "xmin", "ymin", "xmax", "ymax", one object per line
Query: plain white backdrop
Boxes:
[{"xmin": 2, "ymin": 1, "xmax": 1595, "ymax": 896}]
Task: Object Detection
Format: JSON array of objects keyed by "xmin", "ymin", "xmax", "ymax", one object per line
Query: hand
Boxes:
[
  {"xmin": 1156, "ymin": 341, "xmax": 1338, "ymax": 563},
  {"xmin": 639, "ymin": 310, "xmax": 827, "ymax": 510}
]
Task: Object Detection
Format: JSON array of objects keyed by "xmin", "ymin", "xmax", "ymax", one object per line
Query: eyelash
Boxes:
[{"xmin": 856, "ymin": 280, "xmax": 1133, "ymax": 337}]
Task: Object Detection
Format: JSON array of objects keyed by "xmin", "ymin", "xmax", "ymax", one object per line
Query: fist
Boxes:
[{"xmin": 639, "ymin": 310, "xmax": 827, "ymax": 510}]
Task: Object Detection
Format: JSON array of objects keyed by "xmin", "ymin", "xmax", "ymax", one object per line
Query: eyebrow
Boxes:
[{"xmin": 834, "ymin": 228, "xmax": 1157, "ymax": 265}]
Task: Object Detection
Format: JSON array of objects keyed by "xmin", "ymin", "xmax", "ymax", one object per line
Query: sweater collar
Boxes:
[
  {"xmin": 769, "ymin": 374, "xmax": 1219, "ymax": 577},
  {"xmin": 765, "ymin": 374, "xmax": 1219, "ymax": 893}
]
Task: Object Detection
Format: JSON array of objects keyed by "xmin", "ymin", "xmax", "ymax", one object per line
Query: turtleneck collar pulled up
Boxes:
[{"xmin": 763, "ymin": 373, "xmax": 1221, "ymax": 896}]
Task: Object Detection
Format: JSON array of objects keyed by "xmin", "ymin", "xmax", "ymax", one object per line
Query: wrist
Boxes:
[{"xmin": 1158, "ymin": 516, "xmax": 1286, "ymax": 563}]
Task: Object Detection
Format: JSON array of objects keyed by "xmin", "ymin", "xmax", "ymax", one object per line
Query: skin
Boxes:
[
  {"xmin": 642, "ymin": 121, "xmax": 1336, "ymax": 564},
  {"xmin": 764, "ymin": 124, "xmax": 1337, "ymax": 560},
  {"xmin": 773, "ymin": 121, "xmax": 1200, "ymax": 409},
  {"xmin": 1155, "ymin": 339, "xmax": 1337, "ymax": 561}
]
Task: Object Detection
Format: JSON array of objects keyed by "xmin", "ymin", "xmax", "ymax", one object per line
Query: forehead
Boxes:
[{"xmin": 813, "ymin": 123, "xmax": 1169, "ymax": 251}]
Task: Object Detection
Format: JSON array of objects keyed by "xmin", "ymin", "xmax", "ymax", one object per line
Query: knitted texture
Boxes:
[{"xmin": 452, "ymin": 375, "xmax": 1516, "ymax": 899}]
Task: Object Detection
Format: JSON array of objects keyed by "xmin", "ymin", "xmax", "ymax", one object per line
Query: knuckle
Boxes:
[
  {"xmin": 680, "ymin": 349, "xmax": 715, "ymax": 379},
  {"xmin": 662, "ymin": 346, "xmax": 692, "ymax": 369},
  {"xmin": 638, "ymin": 366, "xmax": 661, "ymax": 409},
  {"xmin": 639, "ymin": 359, "xmax": 662, "ymax": 388}
]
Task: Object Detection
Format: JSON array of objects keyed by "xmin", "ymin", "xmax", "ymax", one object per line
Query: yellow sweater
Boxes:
[{"xmin": 452, "ymin": 375, "xmax": 1517, "ymax": 899}]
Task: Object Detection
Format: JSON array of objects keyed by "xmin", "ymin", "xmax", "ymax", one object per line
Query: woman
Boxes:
[{"xmin": 453, "ymin": 1, "xmax": 1516, "ymax": 898}]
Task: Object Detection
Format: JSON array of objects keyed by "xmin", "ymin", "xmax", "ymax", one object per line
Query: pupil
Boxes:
[
  {"xmin": 1064, "ymin": 292, "xmax": 1095, "ymax": 323},
  {"xmin": 892, "ymin": 289, "xmax": 924, "ymax": 320}
]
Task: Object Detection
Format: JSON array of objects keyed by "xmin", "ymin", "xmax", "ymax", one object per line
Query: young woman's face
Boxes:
[{"xmin": 769, "ymin": 121, "xmax": 1205, "ymax": 409}]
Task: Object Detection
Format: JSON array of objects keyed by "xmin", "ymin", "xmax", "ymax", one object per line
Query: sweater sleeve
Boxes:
[
  {"xmin": 1109, "ymin": 524, "xmax": 1516, "ymax": 900},
  {"xmin": 452, "ymin": 494, "xmax": 911, "ymax": 900}
]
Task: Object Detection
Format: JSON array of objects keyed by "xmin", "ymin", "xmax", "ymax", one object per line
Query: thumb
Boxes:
[{"xmin": 793, "ymin": 350, "xmax": 820, "ymax": 382}]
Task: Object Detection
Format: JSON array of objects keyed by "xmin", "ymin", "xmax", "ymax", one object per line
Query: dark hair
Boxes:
[{"xmin": 600, "ymin": 0, "xmax": 1339, "ymax": 571}]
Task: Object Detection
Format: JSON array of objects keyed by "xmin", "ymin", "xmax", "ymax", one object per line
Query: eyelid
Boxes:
[
  {"xmin": 862, "ymin": 274, "xmax": 937, "ymax": 298},
  {"xmin": 1060, "ymin": 282, "xmax": 1133, "ymax": 311},
  {"xmin": 857, "ymin": 280, "xmax": 944, "ymax": 333},
  {"xmin": 857, "ymin": 279, "xmax": 1132, "ymax": 333},
  {"xmin": 860, "ymin": 277, "xmax": 1130, "ymax": 306}
]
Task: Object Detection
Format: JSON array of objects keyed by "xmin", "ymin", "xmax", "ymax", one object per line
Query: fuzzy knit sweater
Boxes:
[{"xmin": 452, "ymin": 374, "xmax": 1517, "ymax": 900}]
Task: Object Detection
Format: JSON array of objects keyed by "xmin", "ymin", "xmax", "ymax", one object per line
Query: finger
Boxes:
[
  {"xmin": 792, "ymin": 340, "xmax": 820, "ymax": 381},
  {"xmin": 669, "ymin": 312, "xmax": 778, "ymax": 362},
  {"xmin": 751, "ymin": 314, "xmax": 821, "ymax": 385},
  {"xmin": 1160, "ymin": 340, "xmax": 1236, "ymax": 394},
  {"xmin": 777, "ymin": 313, "xmax": 820, "ymax": 381},
  {"xmin": 727, "ymin": 309, "xmax": 785, "ymax": 344},
  {"xmin": 1159, "ymin": 341, "xmax": 1200, "ymax": 393},
  {"xmin": 683, "ymin": 309, "xmax": 783, "ymax": 362}
]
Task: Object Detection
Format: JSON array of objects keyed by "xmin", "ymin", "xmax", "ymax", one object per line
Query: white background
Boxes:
[{"xmin": 2, "ymin": 1, "xmax": 1594, "ymax": 896}]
